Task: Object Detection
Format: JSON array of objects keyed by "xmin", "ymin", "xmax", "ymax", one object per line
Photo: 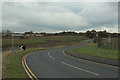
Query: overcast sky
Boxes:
[{"xmin": 2, "ymin": 2, "xmax": 118, "ymax": 33}]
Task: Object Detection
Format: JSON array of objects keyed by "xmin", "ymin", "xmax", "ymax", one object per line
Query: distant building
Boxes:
[
  {"xmin": 24, "ymin": 30, "xmax": 34, "ymax": 37},
  {"xmin": 13, "ymin": 34, "xmax": 24, "ymax": 39},
  {"xmin": 35, "ymin": 34, "xmax": 42, "ymax": 37},
  {"xmin": 24, "ymin": 34, "xmax": 34, "ymax": 37}
]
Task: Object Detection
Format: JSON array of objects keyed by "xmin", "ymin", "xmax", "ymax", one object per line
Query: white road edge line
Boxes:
[
  {"xmin": 61, "ymin": 61, "xmax": 100, "ymax": 76},
  {"xmin": 48, "ymin": 52, "xmax": 55, "ymax": 60}
]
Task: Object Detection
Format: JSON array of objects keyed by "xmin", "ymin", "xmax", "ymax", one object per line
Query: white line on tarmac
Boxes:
[
  {"xmin": 61, "ymin": 61, "xmax": 100, "ymax": 76},
  {"xmin": 48, "ymin": 52, "xmax": 55, "ymax": 60}
]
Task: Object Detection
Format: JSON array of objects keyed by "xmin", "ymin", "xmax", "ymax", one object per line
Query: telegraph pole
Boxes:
[
  {"xmin": 11, "ymin": 34, "xmax": 15, "ymax": 52},
  {"xmin": 95, "ymin": 32, "xmax": 98, "ymax": 56},
  {"xmin": 108, "ymin": 30, "xmax": 111, "ymax": 49}
]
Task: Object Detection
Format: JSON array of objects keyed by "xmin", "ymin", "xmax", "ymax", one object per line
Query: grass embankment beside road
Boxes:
[
  {"xmin": 2, "ymin": 36, "xmax": 85, "ymax": 51},
  {"xmin": 2, "ymin": 36, "xmax": 86, "ymax": 78},
  {"xmin": 2, "ymin": 48, "xmax": 44, "ymax": 78},
  {"xmin": 72, "ymin": 42, "xmax": 118, "ymax": 60}
]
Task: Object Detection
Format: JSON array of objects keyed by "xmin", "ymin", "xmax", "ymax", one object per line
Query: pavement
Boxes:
[{"xmin": 25, "ymin": 41, "xmax": 118, "ymax": 78}]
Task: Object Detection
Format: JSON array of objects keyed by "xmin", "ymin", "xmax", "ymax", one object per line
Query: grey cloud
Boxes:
[
  {"xmin": 79, "ymin": 2, "xmax": 118, "ymax": 25},
  {"xmin": 2, "ymin": 2, "xmax": 118, "ymax": 33}
]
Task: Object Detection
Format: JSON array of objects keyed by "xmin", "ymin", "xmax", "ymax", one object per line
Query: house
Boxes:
[
  {"xmin": 24, "ymin": 30, "xmax": 34, "ymax": 37},
  {"xmin": 13, "ymin": 34, "xmax": 24, "ymax": 39},
  {"xmin": 35, "ymin": 34, "xmax": 42, "ymax": 37}
]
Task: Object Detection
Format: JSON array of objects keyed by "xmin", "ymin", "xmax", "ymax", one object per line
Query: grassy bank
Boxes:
[
  {"xmin": 2, "ymin": 48, "xmax": 44, "ymax": 78},
  {"xmin": 2, "ymin": 36, "xmax": 85, "ymax": 51},
  {"xmin": 3, "ymin": 44, "xmax": 85, "ymax": 78},
  {"xmin": 72, "ymin": 43, "xmax": 118, "ymax": 60},
  {"xmin": 2, "ymin": 36, "xmax": 86, "ymax": 78}
]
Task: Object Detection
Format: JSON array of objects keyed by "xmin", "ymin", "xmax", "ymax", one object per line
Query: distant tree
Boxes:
[
  {"xmin": 91, "ymin": 30, "xmax": 96, "ymax": 38},
  {"xmin": 86, "ymin": 30, "xmax": 91, "ymax": 38},
  {"xmin": 58, "ymin": 31, "xmax": 77, "ymax": 36},
  {"xmin": 86, "ymin": 30, "xmax": 96, "ymax": 38},
  {"xmin": 98, "ymin": 30, "xmax": 108, "ymax": 38},
  {"xmin": 2, "ymin": 29, "xmax": 12, "ymax": 37},
  {"xmin": 111, "ymin": 33, "xmax": 118, "ymax": 38},
  {"xmin": 78, "ymin": 32, "xmax": 85, "ymax": 36}
]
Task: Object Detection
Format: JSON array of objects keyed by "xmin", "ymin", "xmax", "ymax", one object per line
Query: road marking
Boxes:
[
  {"xmin": 24, "ymin": 54, "xmax": 38, "ymax": 80},
  {"xmin": 22, "ymin": 52, "xmax": 38, "ymax": 80},
  {"xmin": 61, "ymin": 61, "xmax": 100, "ymax": 76},
  {"xmin": 63, "ymin": 51, "xmax": 119, "ymax": 68},
  {"xmin": 22, "ymin": 56, "xmax": 34, "ymax": 80},
  {"xmin": 48, "ymin": 52, "xmax": 55, "ymax": 60}
]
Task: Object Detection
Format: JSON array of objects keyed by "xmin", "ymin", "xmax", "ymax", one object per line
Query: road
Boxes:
[{"xmin": 25, "ymin": 41, "xmax": 118, "ymax": 78}]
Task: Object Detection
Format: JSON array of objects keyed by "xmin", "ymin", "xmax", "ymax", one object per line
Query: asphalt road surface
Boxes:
[{"xmin": 26, "ymin": 41, "xmax": 118, "ymax": 78}]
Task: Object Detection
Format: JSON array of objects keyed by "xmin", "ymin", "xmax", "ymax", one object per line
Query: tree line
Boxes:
[{"xmin": 2, "ymin": 29, "xmax": 119, "ymax": 38}]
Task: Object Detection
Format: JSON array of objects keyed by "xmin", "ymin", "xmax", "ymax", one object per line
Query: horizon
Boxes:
[{"xmin": 2, "ymin": 29, "xmax": 118, "ymax": 34}]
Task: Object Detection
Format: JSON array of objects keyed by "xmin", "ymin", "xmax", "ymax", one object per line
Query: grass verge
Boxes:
[
  {"xmin": 72, "ymin": 43, "xmax": 118, "ymax": 60},
  {"xmin": 2, "ymin": 37, "xmax": 86, "ymax": 78},
  {"xmin": 2, "ymin": 48, "xmax": 44, "ymax": 78},
  {"xmin": 2, "ymin": 36, "xmax": 85, "ymax": 51},
  {"xmin": 2, "ymin": 43, "xmax": 82, "ymax": 78}
]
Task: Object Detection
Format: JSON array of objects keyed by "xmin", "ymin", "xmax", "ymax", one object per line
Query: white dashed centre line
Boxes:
[
  {"xmin": 48, "ymin": 52, "xmax": 55, "ymax": 60},
  {"xmin": 61, "ymin": 61, "xmax": 100, "ymax": 76}
]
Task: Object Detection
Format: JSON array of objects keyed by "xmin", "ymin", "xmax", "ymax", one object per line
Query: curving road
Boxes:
[{"xmin": 25, "ymin": 41, "xmax": 118, "ymax": 78}]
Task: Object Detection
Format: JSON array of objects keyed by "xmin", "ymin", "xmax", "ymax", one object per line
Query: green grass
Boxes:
[
  {"xmin": 72, "ymin": 43, "xmax": 118, "ymax": 60},
  {"xmin": 2, "ymin": 36, "xmax": 85, "ymax": 51},
  {"xmin": 2, "ymin": 48, "xmax": 44, "ymax": 78},
  {"xmin": 2, "ymin": 36, "xmax": 86, "ymax": 78},
  {"xmin": 3, "ymin": 43, "xmax": 86, "ymax": 78}
]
